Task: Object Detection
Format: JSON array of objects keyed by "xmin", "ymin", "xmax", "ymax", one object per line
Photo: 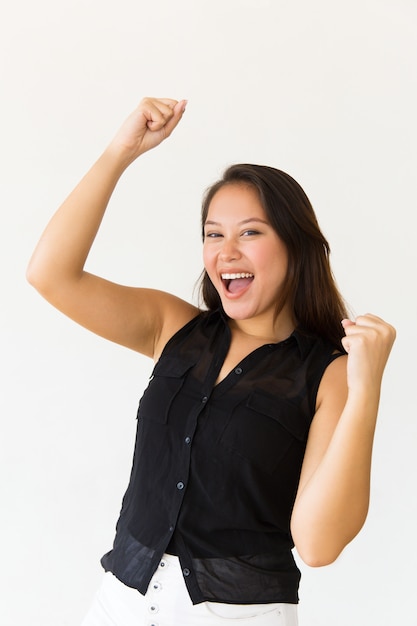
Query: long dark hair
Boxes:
[{"xmin": 199, "ymin": 164, "xmax": 349, "ymax": 350}]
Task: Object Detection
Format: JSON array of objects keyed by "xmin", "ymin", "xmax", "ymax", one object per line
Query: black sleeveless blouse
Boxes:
[{"xmin": 101, "ymin": 310, "xmax": 344, "ymax": 604}]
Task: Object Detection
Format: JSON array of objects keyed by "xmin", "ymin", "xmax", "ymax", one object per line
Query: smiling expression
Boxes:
[{"xmin": 203, "ymin": 183, "xmax": 290, "ymax": 327}]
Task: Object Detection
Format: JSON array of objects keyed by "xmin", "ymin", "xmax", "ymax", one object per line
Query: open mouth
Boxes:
[{"xmin": 221, "ymin": 272, "xmax": 254, "ymax": 294}]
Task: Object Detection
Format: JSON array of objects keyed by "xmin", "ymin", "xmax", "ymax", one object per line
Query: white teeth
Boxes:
[{"xmin": 221, "ymin": 272, "xmax": 254, "ymax": 280}]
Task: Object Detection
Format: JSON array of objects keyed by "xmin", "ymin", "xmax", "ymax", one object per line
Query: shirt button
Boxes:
[
  {"xmin": 184, "ymin": 436, "xmax": 191, "ymax": 445},
  {"xmin": 234, "ymin": 367, "xmax": 243, "ymax": 374},
  {"xmin": 159, "ymin": 560, "xmax": 167, "ymax": 568},
  {"xmin": 201, "ymin": 396, "xmax": 208, "ymax": 403},
  {"xmin": 176, "ymin": 481, "xmax": 185, "ymax": 490},
  {"xmin": 149, "ymin": 604, "xmax": 159, "ymax": 614},
  {"xmin": 152, "ymin": 581, "xmax": 162, "ymax": 592},
  {"xmin": 183, "ymin": 568, "xmax": 191, "ymax": 577}
]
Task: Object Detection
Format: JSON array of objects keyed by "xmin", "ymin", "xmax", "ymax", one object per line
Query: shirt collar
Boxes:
[
  {"xmin": 291, "ymin": 329, "xmax": 316, "ymax": 360},
  {"xmin": 216, "ymin": 309, "xmax": 316, "ymax": 361}
]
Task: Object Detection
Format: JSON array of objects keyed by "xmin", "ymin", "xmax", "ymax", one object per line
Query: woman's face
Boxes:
[{"xmin": 203, "ymin": 184, "xmax": 289, "ymax": 325}]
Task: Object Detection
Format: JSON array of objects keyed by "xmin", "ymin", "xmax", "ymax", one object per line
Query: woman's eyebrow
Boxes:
[{"xmin": 204, "ymin": 217, "xmax": 269, "ymax": 226}]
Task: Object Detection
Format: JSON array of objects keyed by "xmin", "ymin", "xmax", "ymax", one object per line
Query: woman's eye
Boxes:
[
  {"xmin": 204, "ymin": 232, "xmax": 222, "ymax": 238},
  {"xmin": 242, "ymin": 229, "xmax": 260, "ymax": 236}
]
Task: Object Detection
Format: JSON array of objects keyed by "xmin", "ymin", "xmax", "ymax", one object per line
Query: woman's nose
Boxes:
[{"xmin": 219, "ymin": 238, "xmax": 241, "ymax": 262}]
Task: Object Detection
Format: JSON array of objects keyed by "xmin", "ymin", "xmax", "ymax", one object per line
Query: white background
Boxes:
[{"xmin": 1, "ymin": 1, "xmax": 416, "ymax": 624}]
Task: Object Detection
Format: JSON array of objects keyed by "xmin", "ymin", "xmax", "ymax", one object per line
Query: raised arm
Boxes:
[
  {"xmin": 290, "ymin": 314, "xmax": 396, "ymax": 566},
  {"xmin": 26, "ymin": 97, "xmax": 198, "ymax": 358}
]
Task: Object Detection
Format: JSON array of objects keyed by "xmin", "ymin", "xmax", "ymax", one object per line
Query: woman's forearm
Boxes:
[{"xmin": 27, "ymin": 148, "xmax": 127, "ymax": 294}]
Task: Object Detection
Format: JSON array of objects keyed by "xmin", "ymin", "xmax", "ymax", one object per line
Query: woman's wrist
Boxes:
[
  {"xmin": 343, "ymin": 385, "xmax": 381, "ymax": 427},
  {"xmin": 100, "ymin": 143, "xmax": 140, "ymax": 178}
]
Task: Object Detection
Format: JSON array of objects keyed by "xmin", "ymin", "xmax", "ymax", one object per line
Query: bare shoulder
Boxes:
[
  {"xmin": 311, "ymin": 353, "xmax": 348, "ymax": 441},
  {"xmin": 151, "ymin": 290, "xmax": 200, "ymax": 360},
  {"xmin": 316, "ymin": 353, "xmax": 348, "ymax": 413},
  {"xmin": 110, "ymin": 284, "xmax": 200, "ymax": 358}
]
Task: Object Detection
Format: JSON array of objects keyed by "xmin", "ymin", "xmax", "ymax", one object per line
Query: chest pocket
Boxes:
[
  {"xmin": 219, "ymin": 391, "xmax": 309, "ymax": 475},
  {"xmin": 137, "ymin": 356, "xmax": 193, "ymax": 424}
]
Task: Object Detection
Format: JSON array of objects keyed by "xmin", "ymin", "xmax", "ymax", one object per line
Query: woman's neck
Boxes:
[{"xmin": 228, "ymin": 309, "xmax": 296, "ymax": 345}]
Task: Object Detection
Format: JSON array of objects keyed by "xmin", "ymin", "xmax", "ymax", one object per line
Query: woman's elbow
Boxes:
[
  {"xmin": 292, "ymin": 525, "xmax": 355, "ymax": 567},
  {"xmin": 26, "ymin": 258, "xmax": 47, "ymax": 293},
  {"xmin": 291, "ymin": 512, "xmax": 366, "ymax": 567},
  {"xmin": 295, "ymin": 543, "xmax": 342, "ymax": 568},
  {"xmin": 26, "ymin": 260, "xmax": 38, "ymax": 288},
  {"xmin": 26, "ymin": 254, "xmax": 64, "ymax": 297}
]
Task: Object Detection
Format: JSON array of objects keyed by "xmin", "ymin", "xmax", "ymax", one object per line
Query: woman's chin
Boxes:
[{"xmin": 220, "ymin": 301, "xmax": 256, "ymax": 322}]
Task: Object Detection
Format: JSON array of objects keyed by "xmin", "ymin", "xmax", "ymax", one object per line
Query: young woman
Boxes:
[{"xmin": 27, "ymin": 97, "xmax": 396, "ymax": 626}]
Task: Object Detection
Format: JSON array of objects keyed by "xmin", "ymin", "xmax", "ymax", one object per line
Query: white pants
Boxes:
[{"xmin": 81, "ymin": 554, "xmax": 298, "ymax": 626}]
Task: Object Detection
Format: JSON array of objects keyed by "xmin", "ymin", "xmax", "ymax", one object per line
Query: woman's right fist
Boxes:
[{"xmin": 107, "ymin": 97, "xmax": 187, "ymax": 166}]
